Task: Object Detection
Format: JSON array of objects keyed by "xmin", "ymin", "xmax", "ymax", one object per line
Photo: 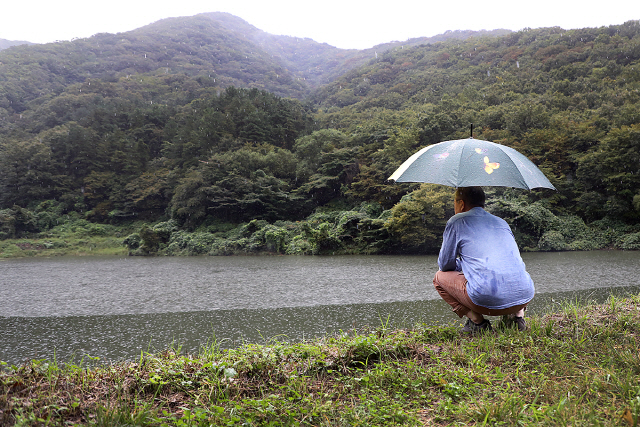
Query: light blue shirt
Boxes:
[{"xmin": 437, "ymin": 207, "xmax": 534, "ymax": 309}]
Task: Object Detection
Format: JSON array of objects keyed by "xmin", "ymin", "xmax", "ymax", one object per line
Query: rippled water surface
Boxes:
[{"xmin": 2, "ymin": 252, "xmax": 639, "ymax": 365}]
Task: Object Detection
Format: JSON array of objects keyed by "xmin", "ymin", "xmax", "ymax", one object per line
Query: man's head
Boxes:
[{"xmin": 454, "ymin": 187, "xmax": 485, "ymax": 214}]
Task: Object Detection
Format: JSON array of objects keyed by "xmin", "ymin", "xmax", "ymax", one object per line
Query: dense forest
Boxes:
[{"xmin": 1, "ymin": 13, "xmax": 639, "ymax": 256}]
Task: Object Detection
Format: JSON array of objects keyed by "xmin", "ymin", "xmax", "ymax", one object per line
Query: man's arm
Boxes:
[{"xmin": 437, "ymin": 222, "xmax": 459, "ymax": 271}]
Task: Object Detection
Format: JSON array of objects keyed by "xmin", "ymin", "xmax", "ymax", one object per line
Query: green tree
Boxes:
[
  {"xmin": 384, "ymin": 185, "xmax": 453, "ymax": 253},
  {"xmin": 0, "ymin": 138, "xmax": 65, "ymax": 207},
  {"xmin": 575, "ymin": 124, "xmax": 640, "ymax": 221}
]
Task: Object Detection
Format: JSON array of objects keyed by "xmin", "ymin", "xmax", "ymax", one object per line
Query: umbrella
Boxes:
[{"xmin": 388, "ymin": 137, "xmax": 556, "ymax": 190}]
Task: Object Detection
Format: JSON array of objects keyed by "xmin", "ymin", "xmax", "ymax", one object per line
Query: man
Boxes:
[{"xmin": 433, "ymin": 187, "xmax": 534, "ymax": 333}]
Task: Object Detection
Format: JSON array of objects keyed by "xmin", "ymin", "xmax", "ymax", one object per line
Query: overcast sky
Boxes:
[{"xmin": 1, "ymin": 0, "xmax": 638, "ymax": 49}]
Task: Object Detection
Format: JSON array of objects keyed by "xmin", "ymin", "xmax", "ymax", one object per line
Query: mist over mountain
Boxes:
[
  {"xmin": 197, "ymin": 12, "xmax": 512, "ymax": 88},
  {"xmin": 0, "ymin": 38, "xmax": 32, "ymax": 50}
]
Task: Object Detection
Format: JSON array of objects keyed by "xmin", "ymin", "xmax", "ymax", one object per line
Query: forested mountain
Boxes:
[
  {"xmin": 0, "ymin": 12, "xmax": 511, "ymax": 112},
  {"xmin": 1, "ymin": 14, "xmax": 639, "ymax": 255}
]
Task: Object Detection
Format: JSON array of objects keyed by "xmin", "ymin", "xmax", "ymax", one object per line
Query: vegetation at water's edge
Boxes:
[
  {"xmin": 2, "ymin": 293, "xmax": 640, "ymax": 426},
  {"xmin": 2, "ymin": 187, "xmax": 640, "ymax": 258}
]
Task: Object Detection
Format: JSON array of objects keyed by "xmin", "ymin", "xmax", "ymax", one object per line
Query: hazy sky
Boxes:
[{"xmin": 1, "ymin": 0, "xmax": 638, "ymax": 49}]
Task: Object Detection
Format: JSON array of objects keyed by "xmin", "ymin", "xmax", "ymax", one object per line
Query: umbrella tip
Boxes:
[{"xmin": 470, "ymin": 123, "xmax": 474, "ymax": 138}]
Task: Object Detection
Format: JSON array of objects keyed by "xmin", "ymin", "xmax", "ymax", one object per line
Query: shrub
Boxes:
[
  {"xmin": 537, "ymin": 230, "xmax": 568, "ymax": 251},
  {"xmin": 0, "ymin": 206, "xmax": 41, "ymax": 238},
  {"xmin": 35, "ymin": 211, "xmax": 59, "ymax": 231},
  {"xmin": 209, "ymin": 236, "xmax": 252, "ymax": 255},
  {"xmin": 138, "ymin": 225, "xmax": 163, "ymax": 254},
  {"xmin": 308, "ymin": 221, "xmax": 341, "ymax": 254},
  {"xmin": 619, "ymin": 232, "xmax": 640, "ymax": 250},
  {"xmin": 285, "ymin": 235, "xmax": 314, "ymax": 255},
  {"xmin": 383, "ymin": 185, "xmax": 452, "ymax": 254},
  {"xmin": 567, "ymin": 239, "xmax": 600, "ymax": 251},
  {"xmin": 123, "ymin": 233, "xmax": 142, "ymax": 250},
  {"xmin": 0, "ymin": 209, "xmax": 16, "ymax": 239},
  {"xmin": 164, "ymin": 230, "xmax": 190, "ymax": 255},
  {"xmin": 152, "ymin": 220, "xmax": 179, "ymax": 241},
  {"xmin": 187, "ymin": 232, "xmax": 217, "ymax": 255},
  {"xmin": 262, "ymin": 224, "xmax": 289, "ymax": 253},
  {"xmin": 335, "ymin": 210, "xmax": 368, "ymax": 242},
  {"xmin": 487, "ymin": 199, "xmax": 558, "ymax": 239}
]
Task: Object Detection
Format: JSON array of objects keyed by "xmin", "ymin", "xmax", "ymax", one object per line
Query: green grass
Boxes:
[
  {"xmin": 0, "ymin": 237, "xmax": 128, "ymax": 258},
  {"xmin": 0, "ymin": 218, "xmax": 142, "ymax": 258},
  {"xmin": 2, "ymin": 294, "xmax": 640, "ymax": 426}
]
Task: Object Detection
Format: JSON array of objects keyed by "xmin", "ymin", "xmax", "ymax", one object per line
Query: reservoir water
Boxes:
[{"xmin": 1, "ymin": 251, "xmax": 639, "ymax": 365}]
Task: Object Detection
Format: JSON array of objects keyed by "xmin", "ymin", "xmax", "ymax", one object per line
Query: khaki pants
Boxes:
[{"xmin": 433, "ymin": 270, "xmax": 530, "ymax": 318}]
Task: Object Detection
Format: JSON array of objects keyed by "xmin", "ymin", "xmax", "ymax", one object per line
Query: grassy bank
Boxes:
[
  {"xmin": 2, "ymin": 295, "xmax": 640, "ymax": 426},
  {"xmin": 0, "ymin": 218, "xmax": 135, "ymax": 258},
  {"xmin": 0, "ymin": 237, "xmax": 128, "ymax": 258}
]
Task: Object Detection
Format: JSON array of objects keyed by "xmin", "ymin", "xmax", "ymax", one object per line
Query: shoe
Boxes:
[
  {"xmin": 512, "ymin": 315, "xmax": 527, "ymax": 331},
  {"xmin": 461, "ymin": 318, "xmax": 492, "ymax": 334},
  {"xmin": 500, "ymin": 314, "xmax": 527, "ymax": 331}
]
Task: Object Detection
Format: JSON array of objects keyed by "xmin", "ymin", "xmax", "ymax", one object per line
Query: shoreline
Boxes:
[
  {"xmin": 2, "ymin": 294, "xmax": 639, "ymax": 426},
  {"xmin": 0, "ymin": 233, "xmax": 637, "ymax": 260}
]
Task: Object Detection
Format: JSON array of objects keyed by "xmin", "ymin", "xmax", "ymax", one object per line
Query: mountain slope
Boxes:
[
  {"xmin": 0, "ymin": 12, "xmax": 513, "ymax": 119},
  {"xmin": 200, "ymin": 12, "xmax": 358, "ymax": 89},
  {"xmin": 0, "ymin": 12, "xmax": 364, "ymax": 118},
  {"xmin": 202, "ymin": 13, "xmax": 513, "ymax": 88},
  {"xmin": 310, "ymin": 21, "xmax": 640, "ymax": 113},
  {"xmin": 0, "ymin": 14, "xmax": 309, "ymax": 117}
]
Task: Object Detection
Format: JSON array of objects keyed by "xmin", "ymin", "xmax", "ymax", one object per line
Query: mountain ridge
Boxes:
[
  {"xmin": 0, "ymin": 38, "xmax": 32, "ymax": 50},
  {"xmin": 0, "ymin": 11, "xmax": 512, "ymax": 96},
  {"xmin": 0, "ymin": 12, "xmax": 514, "ymax": 116}
]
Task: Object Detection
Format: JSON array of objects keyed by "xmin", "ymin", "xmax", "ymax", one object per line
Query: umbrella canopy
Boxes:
[{"xmin": 388, "ymin": 138, "xmax": 556, "ymax": 190}]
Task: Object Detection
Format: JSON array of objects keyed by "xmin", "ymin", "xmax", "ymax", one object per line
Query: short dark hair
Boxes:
[{"xmin": 455, "ymin": 187, "xmax": 485, "ymax": 207}]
